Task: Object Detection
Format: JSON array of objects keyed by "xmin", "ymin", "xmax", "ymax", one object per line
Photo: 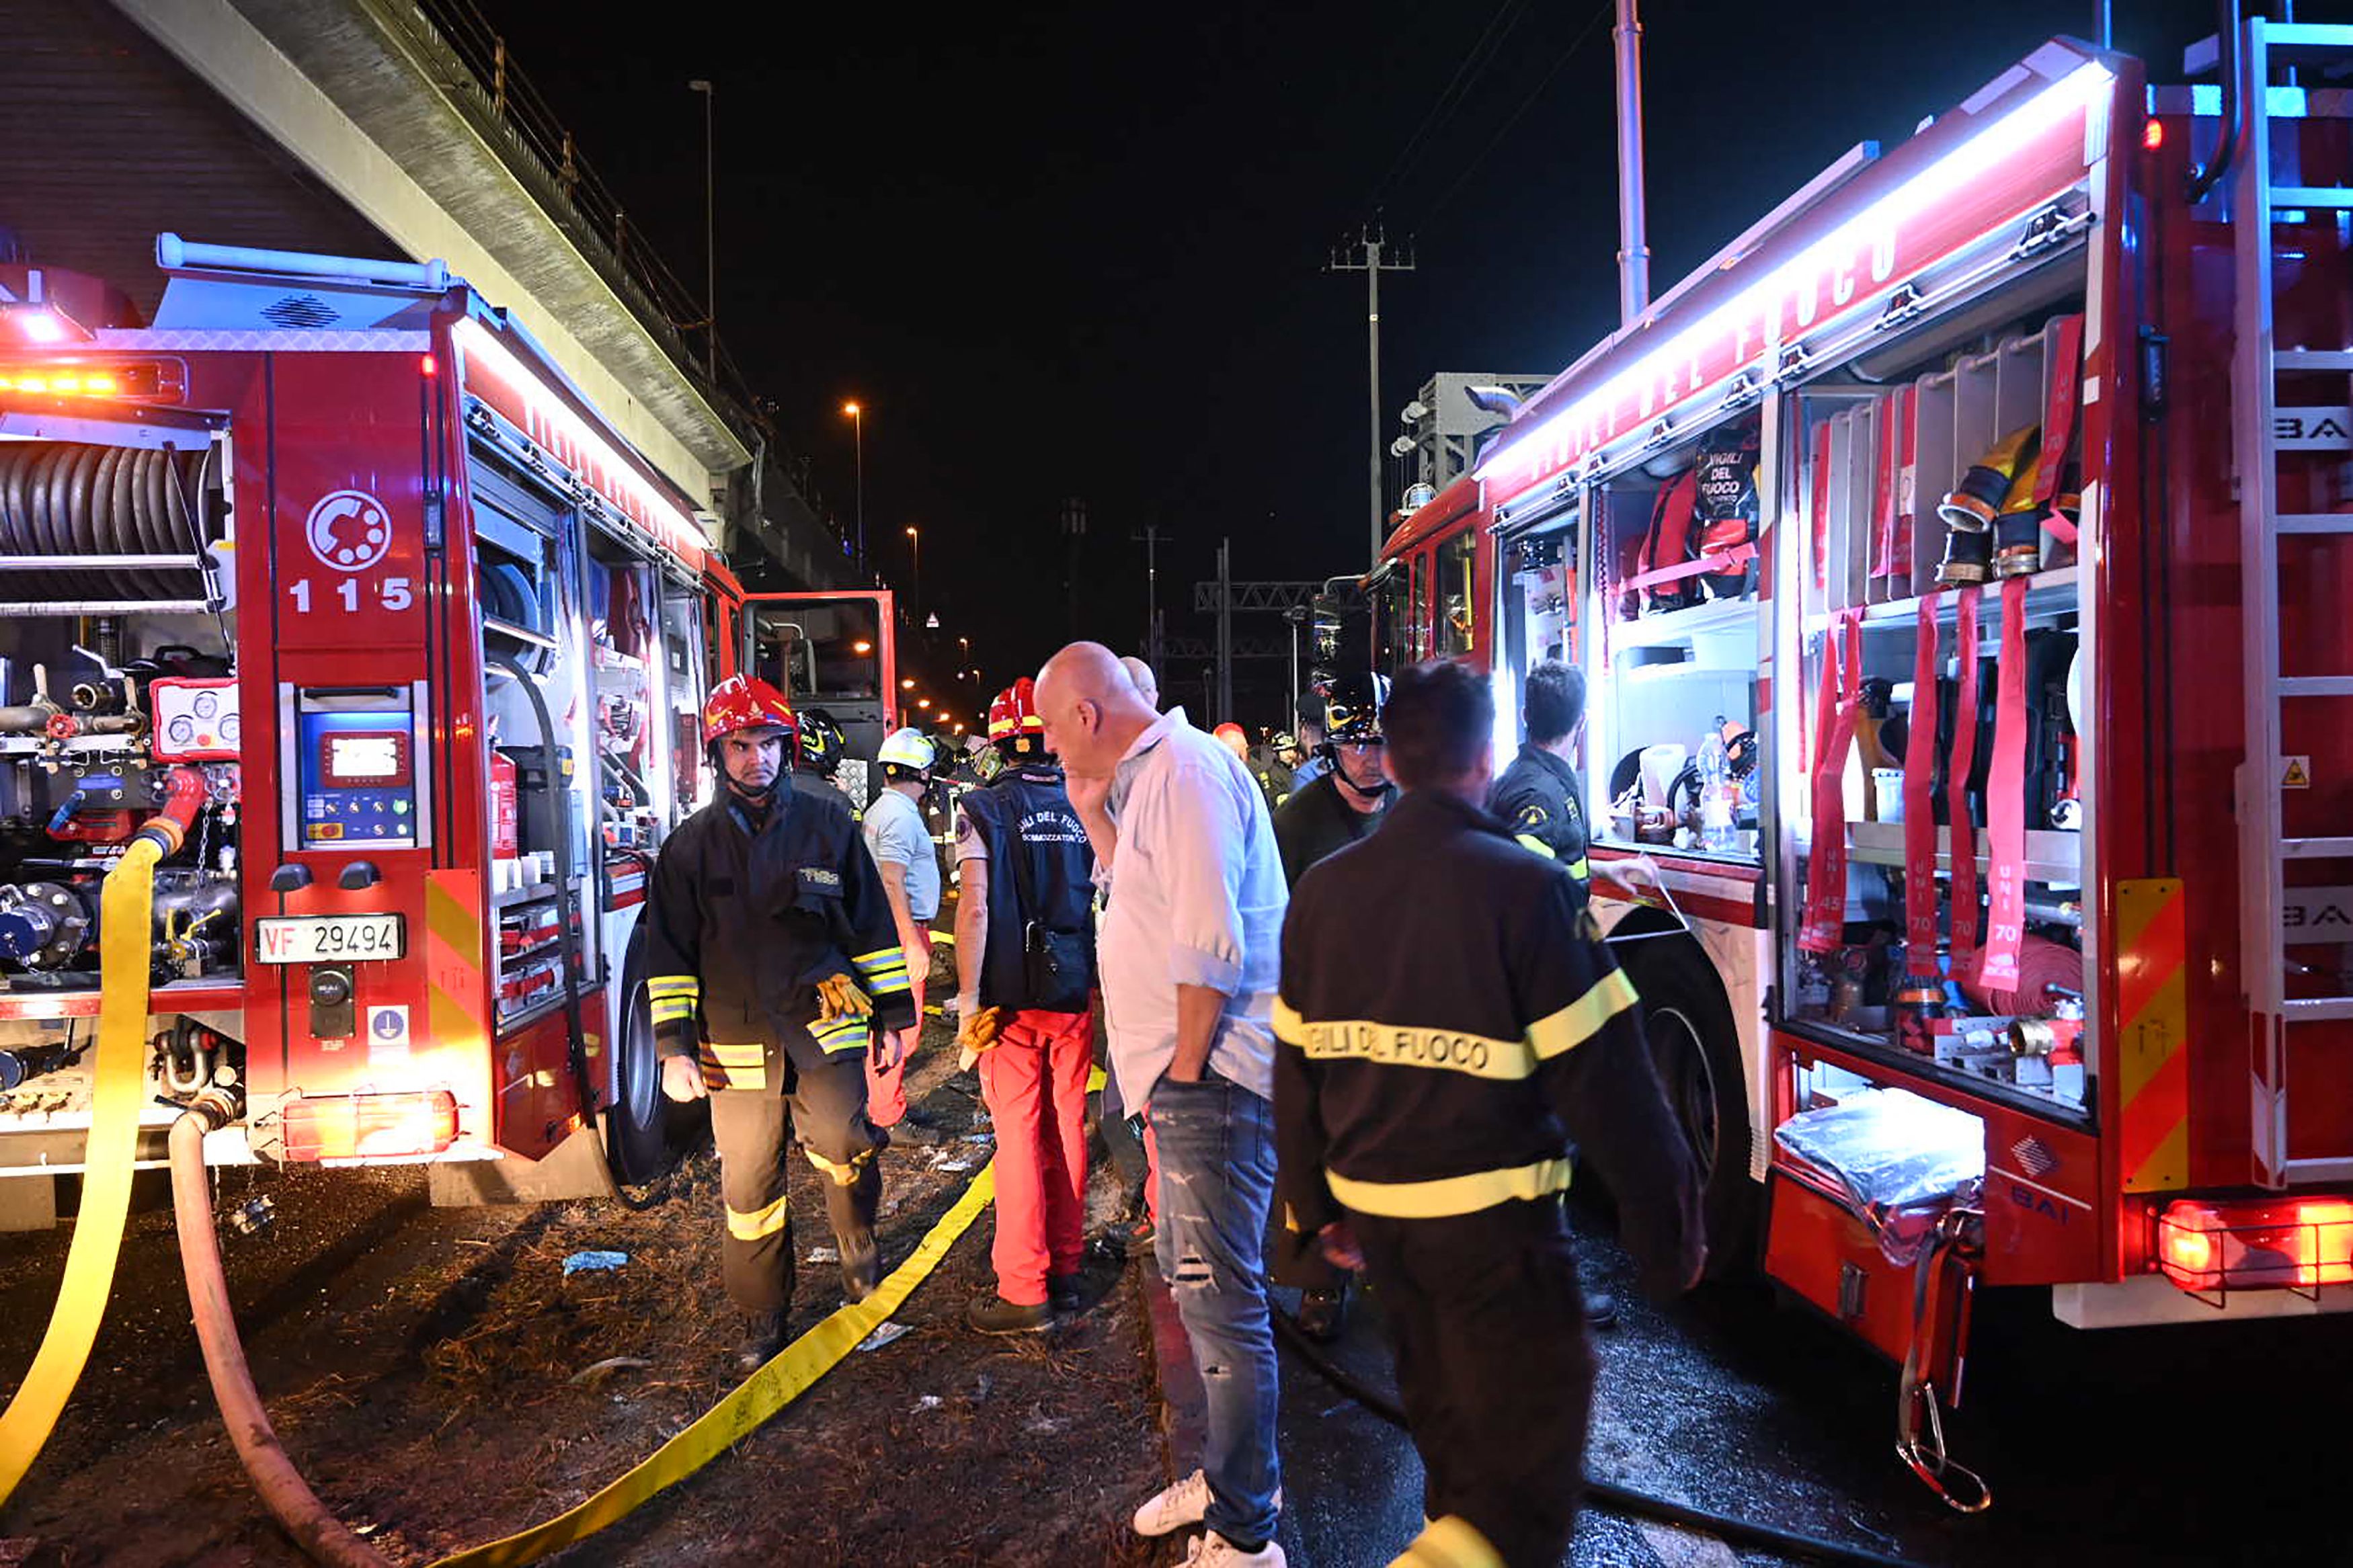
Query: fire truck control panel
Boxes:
[{"xmin": 291, "ymin": 689, "xmax": 424, "ymax": 850}]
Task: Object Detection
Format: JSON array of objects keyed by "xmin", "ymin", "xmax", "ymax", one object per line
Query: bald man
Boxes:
[
  {"xmin": 1121, "ymin": 654, "xmax": 1160, "ymax": 710},
  {"xmin": 1037, "ymin": 643, "xmax": 1288, "ymax": 1567}
]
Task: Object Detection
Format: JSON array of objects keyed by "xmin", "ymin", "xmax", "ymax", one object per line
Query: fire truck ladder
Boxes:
[{"xmin": 2218, "ymin": 19, "xmax": 2353, "ymax": 1186}]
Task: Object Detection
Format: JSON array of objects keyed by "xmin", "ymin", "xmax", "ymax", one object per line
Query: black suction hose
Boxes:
[
  {"xmin": 487, "ymin": 653, "xmax": 596, "ymax": 1120},
  {"xmin": 1267, "ymin": 1303, "xmax": 1927, "ymax": 1568},
  {"xmin": 2186, "ymin": 0, "xmax": 2243, "ymax": 205}
]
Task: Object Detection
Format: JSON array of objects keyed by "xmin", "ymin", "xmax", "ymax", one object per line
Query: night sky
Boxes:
[{"xmin": 500, "ymin": 0, "xmax": 2214, "ymax": 720}]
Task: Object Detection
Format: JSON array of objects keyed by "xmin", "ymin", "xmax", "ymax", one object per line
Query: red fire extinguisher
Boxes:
[{"xmin": 490, "ymin": 749, "xmax": 519, "ymax": 861}]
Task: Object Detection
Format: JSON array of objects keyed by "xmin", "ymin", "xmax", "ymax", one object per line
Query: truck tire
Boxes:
[
  {"xmin": 603, "ymin": 942, "xmax": 673, "ymax": 1185},
  {"xmin": 1618, "ymin": 935, "xmax": 1758, "ymax": 1277}
]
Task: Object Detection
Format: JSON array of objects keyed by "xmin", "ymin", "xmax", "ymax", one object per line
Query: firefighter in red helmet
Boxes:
[
  {"xmin": 645, "ymin": 674, "xmax": 918, "ymax": 1367},
  {"xmin": 955, "ymin": 677, "xmax": 1100, "ymax": 1332}
]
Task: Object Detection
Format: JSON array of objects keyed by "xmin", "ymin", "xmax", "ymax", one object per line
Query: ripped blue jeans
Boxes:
[{"xmin": 1148, "ymin": 1071, "xmax": 1281, "ymax": 1546}]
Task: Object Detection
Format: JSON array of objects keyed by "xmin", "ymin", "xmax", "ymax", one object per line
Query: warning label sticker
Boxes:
[
  {"xmin": 368, "ymin": 1003, "xmax": 412, "ymax": 1063},
  {"xmin": 2283, "ymin": 756, "xmax": 2312, "ymax": 790}
]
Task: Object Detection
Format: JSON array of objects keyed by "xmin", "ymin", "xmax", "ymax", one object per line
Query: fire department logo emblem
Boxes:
[
  {"xmin": 2009, "ymin": 1135, "xmax": 2059, "ymax": 1180},
  {"xmin": 305, "ymin": 489, "xmax": 392, "ymax": 572}
]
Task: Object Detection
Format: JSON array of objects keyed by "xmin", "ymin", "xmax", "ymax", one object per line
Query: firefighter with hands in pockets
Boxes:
[
  {"xmin": 645, "ymin": 675, "xmax": 918, "ymax": 1369},
  {"xmin": 1275, "ymin": 659, "xmax": 1705, "ymax": 1568}
]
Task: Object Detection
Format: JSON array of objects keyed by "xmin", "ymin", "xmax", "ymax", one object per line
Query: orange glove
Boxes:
[
  {"xmin": 815, "ymin": 973, "xmax": 873, "ymax": 1025},
  {"xmin": 955, "ymin": 1005, "xmax": 1006, "ymax": 1071}
]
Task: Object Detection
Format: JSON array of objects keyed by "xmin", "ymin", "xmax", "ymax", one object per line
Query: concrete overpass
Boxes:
[{"xmin": 2, "ymin": 0, "xmax": 846, "ymax": 586}]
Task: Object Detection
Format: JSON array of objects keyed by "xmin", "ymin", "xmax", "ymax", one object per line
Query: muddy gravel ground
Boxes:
[{"xmin": 0, "ymin": 1018, "xmax": 1170, "ymax": 1567}]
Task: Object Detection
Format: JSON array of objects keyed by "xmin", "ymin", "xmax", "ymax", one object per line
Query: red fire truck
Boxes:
[
  {"xmin": 1371, "ymin": 21, "xmax": 2353, "ymax": 1501},
  {"xmin": 0, "ymin": 237, "xmax": 892, "ymax": 1206}
]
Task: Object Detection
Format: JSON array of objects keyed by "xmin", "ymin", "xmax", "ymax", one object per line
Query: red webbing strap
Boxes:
[
  {"xmin": 1944, "ymin": 585, "xmax": 1984, "ymax": 982},
  {"xmin": 1800, "ymin": 608, "xmax": 1864, "ymax": 954},
  {"xmin": 1810, "ymin": 421, "xmax": 1834, "ymax": 595},
  {"xmin": 2032, "ymin": 315, "xmax": 2087, "ymax": 548},
  {"xmin": 2032, "ymin": 315, "xmax": 2085, "ymax": 508},
  {"xmin": 1977, "ymin": 575, "xmax": 2032, "ymax": 989},
  {"xmin": 1622, "ymin": 542, "xmax": 1758, "ymax": 592},
  {"xmin": 1903, "ymin": 591, "xmax": 1944, "ymax": 973}
]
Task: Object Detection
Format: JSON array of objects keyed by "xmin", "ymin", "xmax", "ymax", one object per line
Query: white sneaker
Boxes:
[
  {"xmin": 1132, "ymin": 1470, "xmax": 1211, "ymax": 1537},
  {"xmin": 1131, "ymin": 1469, "xmax": 1283, "ymax": 1538},
  {"xmin": 1182, "ymin": 1534, "xmax": 1285, "ymax": 1567}
]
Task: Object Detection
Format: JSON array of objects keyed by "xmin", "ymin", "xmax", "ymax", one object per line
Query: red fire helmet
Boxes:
[
  {"xmin": 988, "ymin": 677, "xmax": 1045, "ymax": 741},
  {"xmin": 702, "ymin": 674, "xmax": 797, "ymax": 746}
]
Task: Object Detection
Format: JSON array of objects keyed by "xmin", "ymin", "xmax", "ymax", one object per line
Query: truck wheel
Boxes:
[
  {"xmin": 1620, "ymin": 936, "xmax": 1757, "ymax": 1277},
  {"xmin": 604, "ymin": 960, "xmax": 673, "ymax": 1185}
]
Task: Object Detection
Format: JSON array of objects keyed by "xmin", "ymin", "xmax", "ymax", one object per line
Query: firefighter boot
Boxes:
[
  {"xmin": 824, "ymin": 1153, "xmax": 884, "ymax": 1303},
  {"xmin": 966, "ymin": 1291, "xmax": 1053, "ymax": 1335},
  {"xmin": 737, "ymin": 1307, "xmax": 789, "ymax": 1373}
]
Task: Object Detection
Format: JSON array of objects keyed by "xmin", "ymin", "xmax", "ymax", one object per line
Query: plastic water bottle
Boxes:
[{"xmin": 1698, "ymin": 728, "xmax": 1738, "ymax": 854}]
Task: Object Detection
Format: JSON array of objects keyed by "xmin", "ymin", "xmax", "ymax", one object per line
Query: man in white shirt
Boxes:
[
  {"xmin": 1121, "ymin": 653, "xmax": 1161, "ymax": 710},
  {"xmin": 1036, "ymin": 641, "xmax": 1287, "ymax": 1568},
  {"xmin": 862, "ymin": 728, "xmax": 942, "ymax": 1134}
]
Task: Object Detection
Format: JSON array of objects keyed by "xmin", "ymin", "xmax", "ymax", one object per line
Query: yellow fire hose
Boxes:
[
  {"xmin": 0, "ymin": 824, "xmax": 170, "ymax": 1501},
  {"xmin": 28, "ymin": 817, "xmax": 997, "ymax": 1563},
  {"xmin": 430, "ymin": 1161, "xmax": 996, "ymax": 1568},
  {"xmin": 175, "ymin": 1130, "xmax": 996, "ymax": 1565}
]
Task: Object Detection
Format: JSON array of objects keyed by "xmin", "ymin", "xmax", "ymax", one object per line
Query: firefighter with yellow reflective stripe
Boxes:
[
  {"xmin": 1486, "ymin": 659, "xmax": 1592, "ymax": 890},
  {"xmin": 1273, "ymin": 661, "xmax": 1702, "ymax": 1568},
  {"xmin": 645, "ymin": 675, "xmax": 918, "ymax": 1369}
]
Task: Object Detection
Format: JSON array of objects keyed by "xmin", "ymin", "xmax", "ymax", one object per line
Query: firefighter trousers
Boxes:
[
  {"xmin": 1351, "ymin": 1196, "xmax": 1595, "ymax": 1568},
  {"xmin": 708, "ymin": 1051, "xmax": 884, "ymax": 1313},
  {"xmin": 975, "ymin": 1009, "xmax": 1093, "ymax": 1306}
]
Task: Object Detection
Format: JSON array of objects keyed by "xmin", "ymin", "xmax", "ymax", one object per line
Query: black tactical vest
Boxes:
[{"xmin": 959, "ymin": 764, "xmax": 1097, "ymax": 1012}]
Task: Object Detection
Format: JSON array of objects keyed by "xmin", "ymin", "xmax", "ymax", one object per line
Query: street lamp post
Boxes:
[
  {"xmin": 688, "ymin": 80, "xmax": 716, "ymax": 380},
  {"xmin": 841, "ymin": 401, "xmax": 865, "ymax": 575},
  {"xmin": 905, "ymin": 524, "xmax": 921, "ymax": 620}
]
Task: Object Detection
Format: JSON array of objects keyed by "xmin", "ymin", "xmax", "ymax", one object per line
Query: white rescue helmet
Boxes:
[{"xmin": 877, "ymin": 727, "xmax": 935, "ymax": 776}]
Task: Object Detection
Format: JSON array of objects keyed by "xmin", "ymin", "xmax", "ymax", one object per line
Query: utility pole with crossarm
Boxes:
[{"xmin": 1329, "ymin": 223, "xmax": 1417, "ymax": 563}]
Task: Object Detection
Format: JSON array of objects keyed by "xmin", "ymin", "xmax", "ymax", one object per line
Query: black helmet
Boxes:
[
  {"xmin": 797, "ymin": 708, "xmax": 847, "ymax": 775},
  {"xmin": 1320, "ymin": 671, "xmax": 1389, "ymax": 747}
]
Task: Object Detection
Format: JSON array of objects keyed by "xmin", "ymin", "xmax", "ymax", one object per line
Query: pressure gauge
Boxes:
[{"xmin": 149, "ymin": 678, "xmax": 240, "ymax": 763}]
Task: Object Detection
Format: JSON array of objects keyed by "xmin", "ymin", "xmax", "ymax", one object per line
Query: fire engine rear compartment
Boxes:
[
  {"xmin": 0, "ymin": 421, "xmax": 245, "ymax": 1181},
  {"xmin": 1469, "ymin": 55, "xmax": 2161, "ymax": 1391},
  {"xmin": 1491, "ymin": 235, "xmax": 2100, "ymax": 1120},
  {"xmin": 1474, "ymin": 51, "xmax": 2353, "ymax": 1350}
]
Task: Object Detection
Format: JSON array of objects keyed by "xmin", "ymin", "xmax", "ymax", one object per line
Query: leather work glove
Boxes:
[
  {"xmin": 814, "ymin": 973, "xmax": 874, "ymax": 1025},
  {"xmin": 956, "ymin": 1004, "xmax": 1007, "ymax": 1072}
]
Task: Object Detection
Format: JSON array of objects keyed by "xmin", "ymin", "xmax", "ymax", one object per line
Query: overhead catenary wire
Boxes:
[
  {"xmin": 1363, "ymin": 0, "xmax": 1536, "ymax": 212},
  {"xmin": 1421, "ymin": 1, "xmax": 1615, "ymax": 224}
]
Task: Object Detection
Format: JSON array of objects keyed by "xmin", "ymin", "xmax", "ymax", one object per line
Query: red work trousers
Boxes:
[
  {"xmin": 865, "ymin": 927, "xmax": 931, "ymax": 1128},
  {"xmin": 977, "ymin": 1008, "xmax": 1094, "ymax": 1307}
]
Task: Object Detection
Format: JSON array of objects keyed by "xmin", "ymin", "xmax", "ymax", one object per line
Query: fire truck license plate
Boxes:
[{"xmin": 254, "ymin": 915, "xmax": 405, "ymax": 964}]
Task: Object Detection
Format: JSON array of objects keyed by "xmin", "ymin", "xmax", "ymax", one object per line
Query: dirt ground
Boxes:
[{"xmin": 0, "ymin": 1003, "xmax": 1172, "ymax": 1567}]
